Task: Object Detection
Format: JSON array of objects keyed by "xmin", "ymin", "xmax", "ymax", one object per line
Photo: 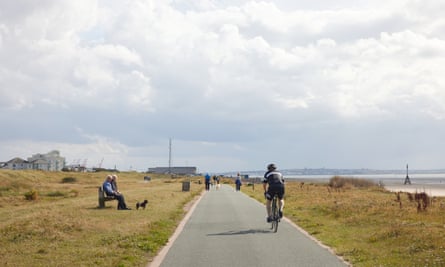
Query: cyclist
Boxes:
[{"xmin": 263, "ymin": 163, "xmax": 285, "ymax": 222}]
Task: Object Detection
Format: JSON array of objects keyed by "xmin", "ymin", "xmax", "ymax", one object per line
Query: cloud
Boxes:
[{"xmin": 1, "ymin": 0, "xmax": 445, "ymax": 172}]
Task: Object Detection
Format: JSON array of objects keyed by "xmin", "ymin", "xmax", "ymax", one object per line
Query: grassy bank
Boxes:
[
  {"xmin": 3, "ymin": 171, "xmax": 445, "ymax": 266},
  {"xmin": 244, "ymin": 177, "xmax": 445, "ymax": 267},
  {"xmin": 0, "ymin": 170, "xmax": 202, "ymax": 267}
]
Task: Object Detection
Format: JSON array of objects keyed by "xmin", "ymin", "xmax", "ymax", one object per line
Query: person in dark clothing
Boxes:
[
  {"xmin": 235, "ymin": 174, "xmax": 242, "ymax": 191},
  {"xmin": 263, "ymin": 163, "xmax": 284, "ymax": 222},
  {"xmin": 205, "ymin": 173, "xmax": 211, "ymax": 191},
  {"xmin": 103, "ymin": 175, "xmax": 131, "ymax": 210}
]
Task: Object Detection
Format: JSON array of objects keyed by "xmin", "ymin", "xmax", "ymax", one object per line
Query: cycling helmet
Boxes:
[{"xmin": 267, "ymin": 163, "xmax": 277, "ymax": 171}]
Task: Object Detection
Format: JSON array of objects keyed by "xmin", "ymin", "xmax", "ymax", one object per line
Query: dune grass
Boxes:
[
  {"xmin": 244, "ymin": 177, "xmax": 445, "ymax": 267},
  {"xmin": 3, "ymin": 171, "xmax": 445, "ymax": 266},
  {"xmin": 0, "ymin": 170, "xmax": 202, "ymax": 267}
]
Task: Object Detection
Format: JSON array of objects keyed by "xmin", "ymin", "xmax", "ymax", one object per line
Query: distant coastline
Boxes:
[
  {"xmin": 225, "ymin": 169, "xmax": 445, "ymax": 197},
  {"xmin": 384, "ymin": 183, "xmax": 445, "ymax": 197},
  {"xmin": 228, "ymin": 168, "xmax": 445, "ymax": 178}
]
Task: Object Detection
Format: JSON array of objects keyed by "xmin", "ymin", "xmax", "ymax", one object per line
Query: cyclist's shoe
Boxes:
[
  {"xmin": 267, "ymin": 216, "xmax": 272, "ymax": 223},
  {"xmin": 279, "ymin": 211, "xmax": 283, "ymax": 218}
]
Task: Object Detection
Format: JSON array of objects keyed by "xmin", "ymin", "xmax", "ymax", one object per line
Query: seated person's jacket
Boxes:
[{"xmin": 103, "ymin": 181, "xmax": 115, "ymax": 196}]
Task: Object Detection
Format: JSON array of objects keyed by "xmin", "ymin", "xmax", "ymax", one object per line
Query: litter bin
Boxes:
[{"xmin": 182, "ymin": 181, "xmax": 190, "ymax": 192}]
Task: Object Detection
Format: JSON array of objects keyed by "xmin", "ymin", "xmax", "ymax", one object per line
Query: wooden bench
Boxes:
[{"xmin": 98, "ymin": 186, "xmax": 116, "ymax": 208}]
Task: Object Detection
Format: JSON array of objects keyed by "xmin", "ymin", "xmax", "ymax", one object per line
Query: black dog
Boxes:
[{"xmin": 136, "ymin": 200, "xmax": 148, "ymax": 210}]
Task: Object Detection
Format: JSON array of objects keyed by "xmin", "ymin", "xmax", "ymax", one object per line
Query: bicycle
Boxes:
[{"xmin": 270, "ymin": 194, "xmax": 280, "ymax": 232}]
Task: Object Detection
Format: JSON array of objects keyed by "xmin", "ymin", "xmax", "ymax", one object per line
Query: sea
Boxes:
[
  {"xmin": 227, "ymin": 171, "xmax": 445, "ymax": 186},
  {"xmin": 286, "ymin": 173, "xmax": 445, "ymax": 186}
]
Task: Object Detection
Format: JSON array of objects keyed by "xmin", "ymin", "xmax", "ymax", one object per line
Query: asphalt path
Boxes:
[{"xmin": 150, "ymin": 184, "xmax": 349, "ymax": 267}]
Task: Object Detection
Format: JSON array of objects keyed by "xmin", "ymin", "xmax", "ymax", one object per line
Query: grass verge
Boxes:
[
  {"xmin": 243, "ymin": 177, "xmax": 445, "ymax": 267},
  {"xmin": 0, "ymin": 170, "xmax": 202, "ymax": 267}
]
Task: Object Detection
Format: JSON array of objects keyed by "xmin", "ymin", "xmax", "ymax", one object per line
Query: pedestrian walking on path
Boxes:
[
  {"xmin": 204, "ymin": 173, "xmax": 211, "ymax": 191},
  {"xmin": 235, "ymin": 174, "xmax": 242, "ymax": 191}
]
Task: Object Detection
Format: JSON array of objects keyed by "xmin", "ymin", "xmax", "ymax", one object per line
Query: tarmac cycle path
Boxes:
[{"xmin": 151, "ymin": 184, "xmax": 349, "ymax": 267}]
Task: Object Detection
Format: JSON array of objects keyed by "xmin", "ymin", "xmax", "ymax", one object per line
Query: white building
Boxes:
[
  {"xmin": 1, "ymin": 151, "xmax": 65, "ymax": 171},
  {"xmin": 28, "ymin": 150, "xmax": 65, "ymax": 171}
]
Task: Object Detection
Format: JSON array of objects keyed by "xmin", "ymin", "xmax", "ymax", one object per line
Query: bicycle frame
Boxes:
[{"xmin": 270, "ymin": 194, "xmax": 280, "ymax": 232}]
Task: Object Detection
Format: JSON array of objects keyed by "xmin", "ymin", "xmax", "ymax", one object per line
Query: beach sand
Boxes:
[
  {"xmin": 384, "ymin": 183, "xmax": 445, "ymax": 197},
  {"xmin": 291, "ymin": 177, "xmax": 445, "ymax": 197}
]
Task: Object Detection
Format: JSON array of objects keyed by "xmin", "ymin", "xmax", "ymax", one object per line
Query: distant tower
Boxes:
[
  {"xmin": 168, "ymin": 138, "xmax": 172, "ymax": 174},
  {"xmin": 404, "ymin": 164, "xmax": 411, "ymax": 185}
]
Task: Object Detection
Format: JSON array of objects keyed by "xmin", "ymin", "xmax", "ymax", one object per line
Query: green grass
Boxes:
[{"xmin": 0, "ymin": 169, "xmax": 202, "ymax": 267}]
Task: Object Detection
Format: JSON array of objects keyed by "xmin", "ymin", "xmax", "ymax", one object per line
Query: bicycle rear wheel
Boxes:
[{"xmin": 271, "ymin": 196, "xmax": 279, "ymax": 232}]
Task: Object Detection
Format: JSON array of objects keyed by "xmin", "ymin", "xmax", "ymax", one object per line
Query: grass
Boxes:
[
  {"xmin": 2, "ymin": 171, "xmax": 445, "ymax": 266},
  {"xmin": 244, "ymin": 177, "xmax": 445, "ymax": 267},
  {"xmin": 0, "ymin": 169, "xmax": 202, "ymax": 267}
]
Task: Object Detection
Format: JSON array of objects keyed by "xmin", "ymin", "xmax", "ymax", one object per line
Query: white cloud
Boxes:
[{"xmin": 1, "ymin": 0, "xmax": 445, "ymax": 172}]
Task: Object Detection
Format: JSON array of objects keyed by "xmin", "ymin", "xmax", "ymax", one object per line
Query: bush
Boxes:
[
  {"xmin": 329, "ymin": 176, "xmax": 375, "ymax": 189},
  {"xmin": 61, "ymin": 177, "xmax": 77, "ymax": 183},
  {"xmin": 24, "ymin": 190, "xmax": 39, "ymax": 200}
]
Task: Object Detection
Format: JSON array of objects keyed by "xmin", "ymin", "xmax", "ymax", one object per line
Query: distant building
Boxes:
[
  {"xmin": 1, "ymin": 150, "xmax": 65, "ymax": 171},
  {"xmin": 31, "ymin": 158, "xmax": 51, "ymax": 170},
  {"xmin": 148, "ymin": 166, "xmax": 197, "ymax": 175},
  {"xmin": 28, "ymin": 150, "xmax": 65, "ymax": 171},
  {"xmin": 2, "ymin": 157, "xmax": 32, "ymax": 170}
]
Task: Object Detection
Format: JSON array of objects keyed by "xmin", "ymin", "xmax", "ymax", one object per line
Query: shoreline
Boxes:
[
  {"xmin": 289, "ymin": 177, "xmax": 445, "ymax": 197},
  {"xmin": 384, "ymin": 184, "xmax": 445, "ymax": 197}
]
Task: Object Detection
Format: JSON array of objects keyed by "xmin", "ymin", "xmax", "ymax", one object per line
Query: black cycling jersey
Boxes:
[{"xmin": 263, "ymin": 170, "xmax": 284, "ymax": 186}]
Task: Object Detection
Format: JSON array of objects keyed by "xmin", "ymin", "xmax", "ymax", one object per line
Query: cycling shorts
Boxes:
[{"xmin": 266, "ymin": 185, "xmax": 285, "ymax": 200}]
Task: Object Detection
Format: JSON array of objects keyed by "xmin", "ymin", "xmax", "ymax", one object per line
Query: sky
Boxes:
[{"xmin": 1, "ymin": 0, "xmax": 445, "ymax": 173}]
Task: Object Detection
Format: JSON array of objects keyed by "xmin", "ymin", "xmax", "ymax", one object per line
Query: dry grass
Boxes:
[
  {"xmin": 4, "ymin": 171, "xmax": 445, "ymax": 267},
  {"xmin": 0, "ymin": 169, "xmax": 203, "ymax": 267},
  {"xmin": 244, "ymin": 176, "xmax": 445, "ymax": 267}
]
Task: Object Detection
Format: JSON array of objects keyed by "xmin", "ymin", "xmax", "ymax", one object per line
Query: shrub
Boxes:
[
  {"xmin": 24, "ymin": 190, "xmax": 39, "ymax": 200},
  {"xmin": 329, "ymin": 176, "xmax": 375, "ymax": 189},
  {"xmin": 61, "ymin": 177, "xmax": 77, "ymax": 183}
]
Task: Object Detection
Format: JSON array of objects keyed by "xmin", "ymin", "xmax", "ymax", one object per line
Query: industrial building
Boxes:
[{"xmin": 148, "ymin": 166, "xmax": 197, "ymax": 175}]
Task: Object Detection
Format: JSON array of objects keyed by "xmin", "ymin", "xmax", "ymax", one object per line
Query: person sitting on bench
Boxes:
[
  {"xmin": 103, "ymin": 175, "xmax": 131, "ymax": 210},
  {"xmin": 111, "ymin": 174, "xmax": 119, "ymax": 193}
]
